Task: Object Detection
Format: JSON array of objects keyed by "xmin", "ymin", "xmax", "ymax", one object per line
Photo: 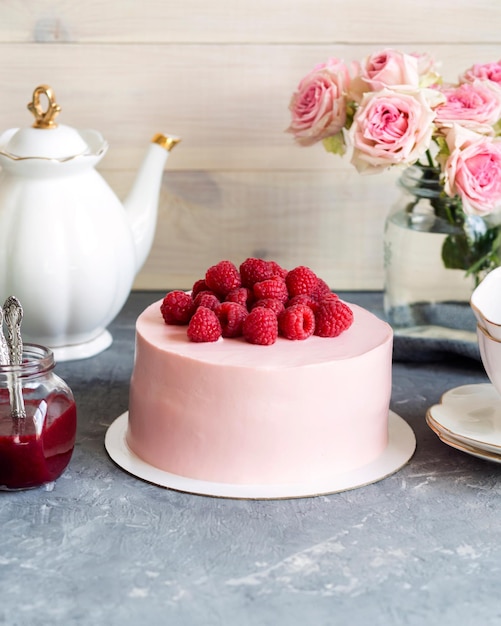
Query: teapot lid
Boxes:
[{"xmin": 0, "ymin": 85, "xmax": 102, "ymax": 160}]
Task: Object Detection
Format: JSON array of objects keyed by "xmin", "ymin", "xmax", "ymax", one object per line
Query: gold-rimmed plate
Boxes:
[
  {"xmin": 426, "ymin": 414, "xmax": 501, "ymax": 464},
  {"xmin": 426, "ymin": 383, "xmax": 501, "ymax": 456}
]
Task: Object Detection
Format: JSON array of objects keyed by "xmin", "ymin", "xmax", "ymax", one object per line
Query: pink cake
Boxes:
[{"xmin": 126, "ymin": 299, "xmax": 393, "ymax": 486}]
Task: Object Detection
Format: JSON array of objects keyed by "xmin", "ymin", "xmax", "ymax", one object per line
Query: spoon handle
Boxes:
[
  {"xmin": 3, "ymin": 297, "xmax": 25, "ymax": 418},
  {"xmin": 3, "ymin": 296, "xmax": 23, "ymax": 365},
  {"xmin": 0, "ymin": 307, "xmax": 9, "ymax": 365}
]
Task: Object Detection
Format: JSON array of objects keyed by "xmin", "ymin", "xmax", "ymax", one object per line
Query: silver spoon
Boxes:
[
  {"xmin": 3, "ymin": 296, "xmax": 25, "ymax": 418},
  {"xmin": 0, "ymin": 307, "xmax": 9, "ymax": 366},
  {"xmin": 4, "ymin": 296, "xmax": 23, "ymax": 366}
]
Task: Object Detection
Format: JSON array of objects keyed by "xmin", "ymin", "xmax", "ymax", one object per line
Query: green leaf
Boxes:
[
  {"xmin": 442, "ymin": 226, "xmax": 501, "ymax": 283},
  {"xmin": 493, "ymin": 119, "xmax": 501, "ymax": 137},
  {"xmin": 322, "ymin": 133, "xmax": 346, "ymax": 156},
  {"xmin": 442, "ymin": 234, "xmax": 471, "ymax": 271}
]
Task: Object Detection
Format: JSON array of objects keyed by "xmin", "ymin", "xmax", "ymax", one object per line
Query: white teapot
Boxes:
[{"xmin": 0, "ymin": 85, "xmax": 180, "ymax": 360}]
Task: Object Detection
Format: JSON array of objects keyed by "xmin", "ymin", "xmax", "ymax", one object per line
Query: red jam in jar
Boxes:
[{"xmin": 0, "ymin": 344, "xmax": 76, "ymax": 490}]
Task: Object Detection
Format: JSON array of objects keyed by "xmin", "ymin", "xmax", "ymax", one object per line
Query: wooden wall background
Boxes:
[{"xmin": 0, "ymin": 1, "xmax": 500, "ymax": 290}]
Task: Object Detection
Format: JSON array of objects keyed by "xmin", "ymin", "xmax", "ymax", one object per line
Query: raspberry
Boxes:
[
  {"xmin": 225, "ymin": 287, "xmax": 252, "ymax": 308},
  {"xmin": 312, "ymin": 278, "xmax": 332, "ymax": 299},
  {"xmin": 161, "ymin": 291, "xmax": 196, "ymax": 325},
  {"xmin": 217, "ymin": 302, "xmax": 248, "ymax": 338},
  {"xmin": 287, "ymin": 293, "xmax": 319, "ymax": 312},
  {"xmin": 268, "ymin": 261, "xmax": 288, "ymax": 279},
  {"xmin": 187, "ymin": 306, "xmax": 222, "ymax": 342},
  {"xmin": 253, "ymin": 277, "xmax": 288, "ymax": 302},
  {"xmin": 286, "ymin": 266, "xmax": 319, "ymax": 297},
  {"xmin": 193, "ymin": 291, "xmax": 221, "ymax": 312},
  {"xmin": 191, "ymin": 279, "xmax": 209, "ymax": 298},
  {"xmin": 318, "ymin": 292, "xmax": 339, "ymax": 304},
  {"xmin": 239, "ymin": 258, "xmax": 275, "ymax": 287},
  {"xmin": 279, "ymin": 303, "xmax": 315, "ymax": 340},
  {"xmin": 252, "ymin": 298, "xmax": 286, "ymax": 316},
  {"xmin": 165, "ymin": 259, "xmax": 346, "ymax": 345},
  {"xmin": 314, "ymin": 299, "xmax": 354, "ymax": 338},
  {"xmin": 205, "ymin": 260, "xmax": 241, "ymax": 296},
  {"xmin": 243, "ymin": 307, "xmax": 278, "ymax": 345}
]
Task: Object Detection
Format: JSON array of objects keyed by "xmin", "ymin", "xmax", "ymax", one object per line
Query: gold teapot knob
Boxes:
[{"xmin": 27, "ymin": 85, "xmax": 61, "ymax": 129}]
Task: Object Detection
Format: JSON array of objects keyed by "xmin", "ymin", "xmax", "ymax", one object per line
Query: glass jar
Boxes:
[
  {"xmin": 0, "ymin": 344, "xmax": 76, "ymax": 490},
  {"xmin": 383, "ymin": 165, "xmax": 500, "ymax": 333}
]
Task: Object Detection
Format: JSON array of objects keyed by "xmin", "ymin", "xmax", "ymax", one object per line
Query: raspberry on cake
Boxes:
[
  {"xmin": 239, "ymin": 258, "xmax": 276, "ymax": 287},
  {"xmin": 225, "ymin": 287, "xmax": 253, "ymax": 308},
  {"xmin": 192, "ymin": 279, "xmax": 209, "ymax": 298},
  {"xmin": 253, "ymin": 277, "xmax": 288, "ymax": 303},
  {"xmin": 205, "ymin": 260, "xmax": 241, "ymax": 296},
  {"xmin": 287, "ymin": 293, "xmax": 321, "ymax": 312},
  {"xmin": 252, "ymin": 298, "xmax": 286, "ymax": 316},
  {"xmin": 285, "ymin": 265, "xmax": 319, "ymax": 297},
  {"xmin": 217, "ymin": 302, "xmax": 248, "ymax": 338},
  {"xmin": 160, "ymin": 291, "xmax": 196, "ymax": 325},
  {"xmin": 312, "ymin": 277, "xmax": 332, "ymax": 299},
  {"xmin": 315, "ymin": 298, "xmax": 354, "ymax": 337},
  {"xmin": 268, "ymin": 260, "xmax": 288, "ymax": 279},
  {"xmin": 187, "ymin": 306, "xmax": 222, "ymax": 342},
  {"xmin": 243, "ymin": 307, "xmax": 278, "ymax": 345},
  {"xmin": 279, "ymin": 303, "xmax": 315, "ymax": 340},
  {"xmin": 193, "ymin": 292, "xmax": 221, "ymax": 312},
  {"xmin": 160, "ymin": 258, "xmax": 354, "ymax": 345}
]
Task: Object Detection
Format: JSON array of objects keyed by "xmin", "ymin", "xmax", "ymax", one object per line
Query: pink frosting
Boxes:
[{"xmin": 127, "ymin": 300, "xmax": 393, "ymax": 485}]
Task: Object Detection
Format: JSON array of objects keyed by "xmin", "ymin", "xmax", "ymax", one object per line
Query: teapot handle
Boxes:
[{"xmin": 27, "ymin": 85, "xmax": 61, "ymax": 129}]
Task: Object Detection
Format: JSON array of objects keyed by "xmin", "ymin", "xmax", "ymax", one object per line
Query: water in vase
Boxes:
[{"xmin": 384, "ymin": 209, "xmax": 476, "ymax": 332}]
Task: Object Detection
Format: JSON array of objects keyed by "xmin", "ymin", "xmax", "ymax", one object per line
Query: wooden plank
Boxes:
[
  {"xmin": 0, "ymin": 1, "xmax": 498, "ymax": 292},
  {"xmin": 0, "ymin": 0, "xmax": 499, "ymax": 44},
  {"xmin": 105, "ymin": 167, "xmax": 403, "ymax": 291},
  {"xmin": 0, "ymin": 42, "xmax": 500, "ymax": 172}
]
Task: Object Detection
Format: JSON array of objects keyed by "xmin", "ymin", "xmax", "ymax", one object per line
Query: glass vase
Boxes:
[
  {"xmin": 383, "ymin": 165, "xmax": 500, "ymax": 335},
  {"xmin": 0, "ymin": 344, "xmax": 77, "ymax": 490}
]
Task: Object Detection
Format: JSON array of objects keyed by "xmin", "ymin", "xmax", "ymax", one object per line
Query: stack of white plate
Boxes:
[{"xmin": 426, "ymin": 383, "xmax": 501, "ymax": 463}]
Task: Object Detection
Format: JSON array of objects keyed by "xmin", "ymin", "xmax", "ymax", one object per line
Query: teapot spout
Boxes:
[{"xmin": 124, "ymin": 133, "xmax": 181, "ymax": 272}]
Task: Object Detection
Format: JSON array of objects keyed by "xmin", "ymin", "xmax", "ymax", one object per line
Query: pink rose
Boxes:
[
  {"xmin": 287, "ymin": 59, "xmax": 350, "ymax": 146},
  {"xmin": 360, "ymin": 49, "xmax": 420, "ymax": 91},
  {"xmin": 349, "ymin": 88, "xmax": 435, "ymax": 173},
  {"xmin": 443, "ymin": 125, "xmax": 501, "ymax": 216},
  {"xmin": 434, "ymin": 81, "xmax": 501, "ymax": 134},
  {"xmin": 411, "ymin": 52, "xmax": 441, "ymax": 87},
  {"xmin": 461, "ymin": 60, "xmax": 501, "ymax": 87},
  {"xmin": 350, "ymin": 51, "xmax": 439, "ymax": 102}
]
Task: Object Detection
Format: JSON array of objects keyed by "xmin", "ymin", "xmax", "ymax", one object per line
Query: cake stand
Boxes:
[{"xmin": 105, "ymin": 411, "xmax": 416, "ymax": 499}]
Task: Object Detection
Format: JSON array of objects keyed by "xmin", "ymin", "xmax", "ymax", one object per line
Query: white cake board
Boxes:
[
  {"xmin": 52, "ymin": 330, "xmax": 113, "ymax": 362},
  {"xmin": 104, "ymin": 411, "xmax": 416, "ymax": 499}
]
